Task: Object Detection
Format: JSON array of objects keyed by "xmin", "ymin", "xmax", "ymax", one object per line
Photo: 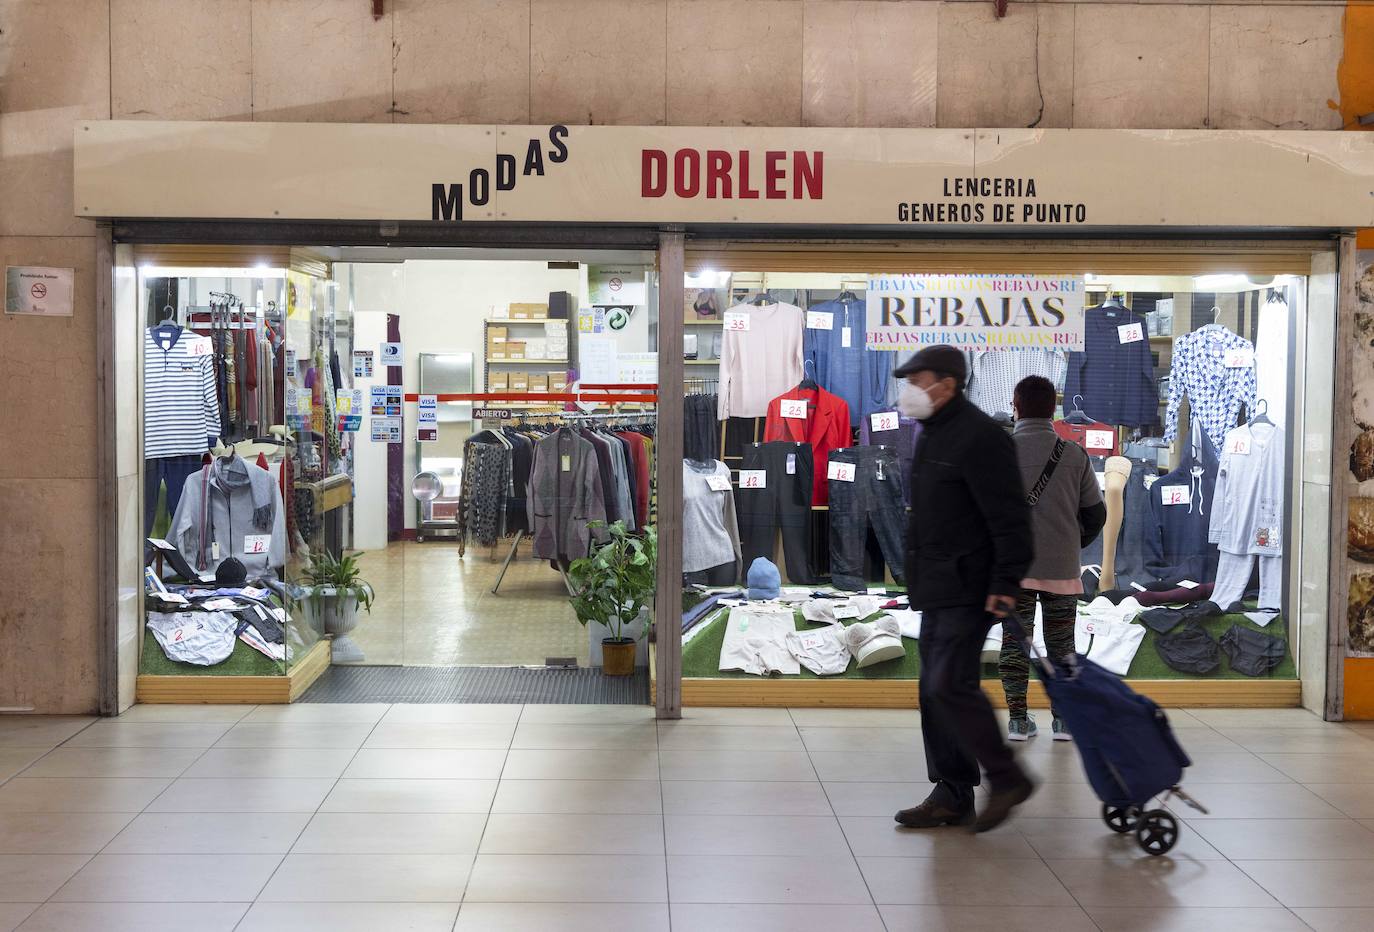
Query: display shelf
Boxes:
[
  {"xmin": 484, "ymin": 318, "xmax": 570, "ymax": 325},
  {"xmin": 685, "ymin": 359, "xmax": 721, "ymax": 365},
  {"xmin": 685, "ymin": 319, "xmax": 724, "ymax": 326}
]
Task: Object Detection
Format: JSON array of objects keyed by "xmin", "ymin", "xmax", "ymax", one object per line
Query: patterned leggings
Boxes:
[{"xmin": 999, "ymin": 589, "xmax": 1078, "ymax": 716}]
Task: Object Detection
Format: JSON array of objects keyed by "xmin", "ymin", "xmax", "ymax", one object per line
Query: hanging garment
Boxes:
[
  {"xmin": 528, "ymin": 428, "xmax": 608, "ymax": 562},
  {"xmin": 145, "ymin": 453, "xmax": 206, "ymax": 535},
  {"xmin": 618, "ymin": 431, "xmax": 653, "ymax": 530},
  {"xmin": 1209, "ymin": 422, "xmax": 1284, "ymax": 558},
  {"xmin": 826, "ymin": 446, "xmax": 906, "ymax": 591},
  {"xmin": 1210, "ymin": 550, "xmax": 1282, "ymax": 612},
  {"xmin": 1063, "ymin": 305, "xmax": 1160, "ymax": 428},
  {"xmin": 736, "ymin": 442, "xmax": 816, "ymax": 584},
  {"xmin": 858, "ymin": 408, "xmax": 920, "ymax": 507},
  {"xmin": 1164, "ymin": 323, "xmax": 1259, "ymax": 449},
  {"xmin": 168, "ymin": 455, "xmax": 286, "ymax": 576},
  {"xmin": 1111, "ymin": 458, "xmax": 1157, "ymax": 589},
  {"xmin": 802, "ymin": 297, "xmax": 893, "ymax": 426},
  {"xmin": 1052, "ymin": 420, "xmax": 1120, "ymax": 456},
  {"xmin": 144, "ymin": 326, "xmax": 223, "ymax": 457},
  {"xmin": 718, "ymin": 302, "xmax": 805, "ymax": 419},
  {"xmin": 1145, "ymin": 427, "xmax": 1220, "ymax": 586},
  {"xmin": 147, "ymin": 611, "xmax": 239, "ymax": 666},
  {"xmin": 682, "ymin": 460, "xmax": 742, "ymax": 575},
  {"xmin": 1253, "ymin": 295, "xmax": 1289, "ymax": 428},
  {"xmin": 684, "ymin": 393, "xmax": 719, "ymax": 462},
  {"xmin": 762, "ymin": 384, "xmax": 852, "ymax": 505},
  {"xmin": 457, "ymin": 434, "xmax": 512, "ymax": 551},
  {"xmin": 967, "ymin": 349, "xmax": 1068, "ymax": 420},
  {"xmin": 719, "ymin": 605, "xmax": 801, "ymax": 676},
  {"xmin": 502, "ymin": 429, "xmax": 535, "ymax": 535}
]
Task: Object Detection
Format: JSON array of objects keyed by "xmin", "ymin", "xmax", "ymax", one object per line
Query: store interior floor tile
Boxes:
[
  {"xmin": 2, "ymin": 706, "xmax": 1374, "ymax": 930},
  {"xmin": 348, "ymin": 541, "xmax": 590, "ymax": 668}
]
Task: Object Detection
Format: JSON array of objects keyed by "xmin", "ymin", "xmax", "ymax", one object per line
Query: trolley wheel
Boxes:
[
  {"xmin": 1135, "ymin": 809, "xmax": 1179, "ymax": 856},
  {"xmin": 1102, "ymin": 804, "xmax": 1140, "ymax": 834}
]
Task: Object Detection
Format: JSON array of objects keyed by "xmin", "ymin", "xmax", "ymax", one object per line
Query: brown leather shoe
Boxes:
[
  {"xmin": 974, "ymin": 777, "xmax": 1036, "ymax": 833},
  {"xmin": 894, "ymin": 798, "xmax": 975, "ymax": 829}
]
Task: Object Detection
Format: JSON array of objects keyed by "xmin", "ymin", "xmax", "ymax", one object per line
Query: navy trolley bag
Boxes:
[{"xmin": 1003, "ymin": 613, "xmax": 1208, "ymax": 855}]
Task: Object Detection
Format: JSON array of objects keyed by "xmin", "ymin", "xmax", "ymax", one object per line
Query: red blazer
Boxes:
[{"xmin": 763, "ymin": 385, "xmax": 852, "ymax": 505}]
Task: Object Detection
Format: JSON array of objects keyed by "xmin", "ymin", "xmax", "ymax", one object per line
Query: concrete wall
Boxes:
[{"xmin": 0, "ymin": 0, "xmax": 1353, "ymax": 712}]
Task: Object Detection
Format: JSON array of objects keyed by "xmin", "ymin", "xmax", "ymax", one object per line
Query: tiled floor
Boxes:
[
  {"xmin": 347, "ymin": 541, "xmax": 589, "ymax": 667},
  {"xmin": 2, "ymin": 705, "xmax": 1374, "ymax": 930}
]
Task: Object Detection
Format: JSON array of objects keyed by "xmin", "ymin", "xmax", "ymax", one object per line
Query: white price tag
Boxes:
[
  {"xmin": 188, "ymin": 337, "xmax": 212, "ymax": 357},
  {"xmin": 780, "ymin": 399, "xmax": 807, "ymax": 419},
  {"xmin": 560, "ymin": 454, "xmax": 571, "ymax": 472},
  {"xmin": 800, "ymin": 632, "xmax": 825, "ymax": 650},
  {"xmin": 1085, "ymin": 429, "xmax": 1114, "ymax": 450},
  {"xmin": 1117, "ymin": 322, "xmax": 1145, "ymax": 344},
  {"xmin": 705, "ymin": 475, "xmax": 732, "ymax": 492},
  {"xmin": 243, "ymin": 534, "xmax": 271, "ymax": 555},
  {"xmin": 1160, "ymin": 484, "xmax": 1191, "ymax": 506},
  {"xmin": 1224, "ymin": 348, "xmax": 1254, "ymax": 368},
  {"xmin": 870, "ymin": 411, "xmax": 899, "ymax": 432},
  {"xmin": 1178, "ymin": 579, "xmax": 1199, "ymax": 589},
  {"xmin": 805, "ymin": 310, "xmax": 833, "ymax": 330},
  {"xmin": 785, "ymin": 453, "xmax": 796, "ymax": 475},
  {"xmin": 723, "ymin": 311, "xmax": 750, "ymax": 332},
  {"xmin": 841, "ymin": 328, "xmax": 852, "ymax": 348},
  {"xmin": 1225, "ymin": 434, "xmax": 1252, "ymax": 455},
  {"xmin": 827, "ymin": 460, "xmax": 856, "ymax": 483},
  {"xmin": 739, "ymin": 469, "xmax": 767, "ymax": 489}
]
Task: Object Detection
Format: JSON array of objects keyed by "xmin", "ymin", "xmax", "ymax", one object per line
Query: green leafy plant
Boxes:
[
  {"xmin": 301, "ymin": 550, "xmax": 376, "ymax": 613},
  {"xmin": 567, "ymin": 521, "xmax": 657, "ymax": 642}
]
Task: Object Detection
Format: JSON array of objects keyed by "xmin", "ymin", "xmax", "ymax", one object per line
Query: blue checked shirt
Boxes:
[{"xmin": 1163, "ymin": 324, "xmax": 1258, "ymax": 450}]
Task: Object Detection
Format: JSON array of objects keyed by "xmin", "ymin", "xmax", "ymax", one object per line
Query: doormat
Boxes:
[{"xmin": 298, "ymin": 665, "xmax": 650, "ymax": 704}]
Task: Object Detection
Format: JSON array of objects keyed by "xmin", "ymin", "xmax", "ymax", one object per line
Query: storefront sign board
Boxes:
[{"xmin": 866, "ymin": 274, "xmax": 1085, "ymax": 352}]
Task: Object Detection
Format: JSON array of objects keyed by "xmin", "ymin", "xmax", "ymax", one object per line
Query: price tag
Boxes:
[
  {"xmin": 739, "ymin": 469, "xmax": 767, "ymax": 489},
  {"xmin": 1085, "ymin": 429, "xmax": 1114, "ymax": 450},
  {"xmin": 1178, "ymin": 579, "xmax": 1199, "ymax": 589},
  {"xmin": 1160, "ymin": 484, "xmax": 1191, "ymax": 506},
  {"xmin": 705, "ymin": 475, "xmax": 732, "ymax": 492},
  {"xmin": 1224, "ymin": 347, "xmax": 1254, "ymax": 369},
  {"xmin": 243, "ymin": 534, "xmax": 271, "ymax": 555},
  {"xmin": 870, "ymin": 411, "xmax": 899, "ymax": 432},
  {"xmin": 723, "ymin": 311, "xmax": 750, "ymax": 332},
  {"xmin": 1082, "ymin": 621, "xmax": 1099, "ymax": 635},
  {"xmin": 800, "ymin": 632, "xmax": 825, "ymax": 650},
  {"xmin": 561, "ymin": 454, "xmax": 571, "ymax": 472},
  {"xmin": 805, "ymin": 310, "xmax": 833, "ymax": 330},
  {"xmin": 786, "ymin": 453, "xmax": 796, "ymax": 475},
  {"xmin": 1225, "ymin": 433, "xmax": 1252, "ymax": 455},
  {"xmin": 841, "ymin": 328, "xmax": 852, "ymax": 348},
  {"xmin": 188, "ymin": 337, "xmax": 212, "ymax": 357},
  {"xmin": 827, "ymin": 460, "xmax": 856, "ymax": 483},
  {"xmin": 780, "ymin": 399, "xmax": 807, "ymax": 419},
  {"xmin": 1117, "ymin": 322, "xmax": 1145, "ymax": 344}
]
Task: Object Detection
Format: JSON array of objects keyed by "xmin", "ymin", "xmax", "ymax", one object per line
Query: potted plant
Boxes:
[
  {"xmin": 302, "ymin": 550, "xmax": 375, "ymax": 663},
  {"xmin": 567, "ymin": 521, "xmax": 656, "ymax": 676}
]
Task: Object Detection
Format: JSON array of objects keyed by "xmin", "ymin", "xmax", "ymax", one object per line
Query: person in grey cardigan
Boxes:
[{"xmin": 1002, "ymin": 376, "xmax": 1107, "ymax": 741}]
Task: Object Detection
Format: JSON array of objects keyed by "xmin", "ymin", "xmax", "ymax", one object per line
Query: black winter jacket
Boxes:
[{"xmin": 904, "ymin": 392, "xmax": 1034, "ymax": 609}]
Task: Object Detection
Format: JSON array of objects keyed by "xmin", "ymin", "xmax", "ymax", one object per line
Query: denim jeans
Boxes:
[{"xmin": 827, "ymin": 446, "xmax": 906, "ymax": 591}]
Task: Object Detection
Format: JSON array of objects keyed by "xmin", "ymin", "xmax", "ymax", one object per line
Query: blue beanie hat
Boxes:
[{"xmin": 746, "ymin": 557, "xmax": 781, "ymax": 600}]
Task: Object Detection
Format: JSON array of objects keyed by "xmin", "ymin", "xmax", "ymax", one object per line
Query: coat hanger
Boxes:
[
  {"xmin": 1100, "ymin": 292, "xmax": 1124, "ymax": 309},
  {"xmin": 798, "ymin": 359, "xmax": 818, "ymax": 392},
  {"xmin": 836, "ymin": 290, "xmax": 859, "ymax": 303},
  {"xmin": 750, "ymin": 290, "xmax": 774, "ymax": 307},
  {"xmin": 1249, "ymin": 398, "xmax": 1273, "ymax": 427},
  {"xmin": 1064, "ymin": 394, "xmax": 1094, "ymax": 425}
]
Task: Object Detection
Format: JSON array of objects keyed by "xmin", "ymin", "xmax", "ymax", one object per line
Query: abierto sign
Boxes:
[{"xmin": 866, "ymin": 274, "xmax": 1085, "ymax": 351}]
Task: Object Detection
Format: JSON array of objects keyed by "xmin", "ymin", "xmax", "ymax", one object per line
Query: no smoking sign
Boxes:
[{"xmin": 30, "ymin": 282, "xmax": 47, "ymax": 299}]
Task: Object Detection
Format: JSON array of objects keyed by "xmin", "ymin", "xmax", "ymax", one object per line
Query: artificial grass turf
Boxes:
[
  {"xmin": 140, "ymin": 628, "xmax": 286, "ymax": 677},
  {"xmin": 680, "ymin": 602, "xmax": 1296, "ymax": 681}
]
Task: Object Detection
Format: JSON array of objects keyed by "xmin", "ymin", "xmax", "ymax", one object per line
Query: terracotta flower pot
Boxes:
[{"xmin": 601, "ymin": 637, "xmax": 637, "ymax": 676}]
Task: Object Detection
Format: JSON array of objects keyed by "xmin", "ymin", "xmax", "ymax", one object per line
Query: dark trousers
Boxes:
[
  {"xmin": 684, "ymin": 560, "xmax": 737, "ymax": 587},
  {"xmin": 145, "ymin": 453, "xmax": 204, "ymax": 534},
  {"xmin": 684, "ymin": 395, "xmax": 719, "ymax": 462},
  {"xmin": 737, "ymin": 442, "xmax": 815, "ymax": 584},
  {"xmin": 828, "ymin": 446, "xmax": 906, "ymax": 591},
  {"xmin": 919, "ymin": 605, "xmax": 1024, "ymax": 806},
  {"xmin": 1000, "ymin": 590, "xmax": 1078, "ymax": 716}
]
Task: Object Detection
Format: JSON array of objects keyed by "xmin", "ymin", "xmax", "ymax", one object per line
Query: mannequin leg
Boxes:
[
  {"xmin": 1099, "ymin": 456, "xmax": 1131, "ymax": 590},
  {"xmin": 1211, "ymin": 550, "xmax": 1255, "ymax": 609}
]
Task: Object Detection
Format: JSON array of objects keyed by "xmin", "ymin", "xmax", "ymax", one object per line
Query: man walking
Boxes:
[
  {"xmin": 1002, "ymin": 375, "xmax": 1106, "ymax": 741},
  {"xmin": 892, "ymin": 346, "xmax": 1037, "ymax": 833}
]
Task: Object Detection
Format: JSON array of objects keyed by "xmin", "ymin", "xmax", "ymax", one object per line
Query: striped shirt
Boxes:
[{"xmin": 144, "ymin": 328, "xmax": 222, "ymax": 458}]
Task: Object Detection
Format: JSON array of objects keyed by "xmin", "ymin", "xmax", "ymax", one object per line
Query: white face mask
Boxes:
[{"xmin": 897, "ymin": 381, "xmax": 935, "ymax": 420}]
